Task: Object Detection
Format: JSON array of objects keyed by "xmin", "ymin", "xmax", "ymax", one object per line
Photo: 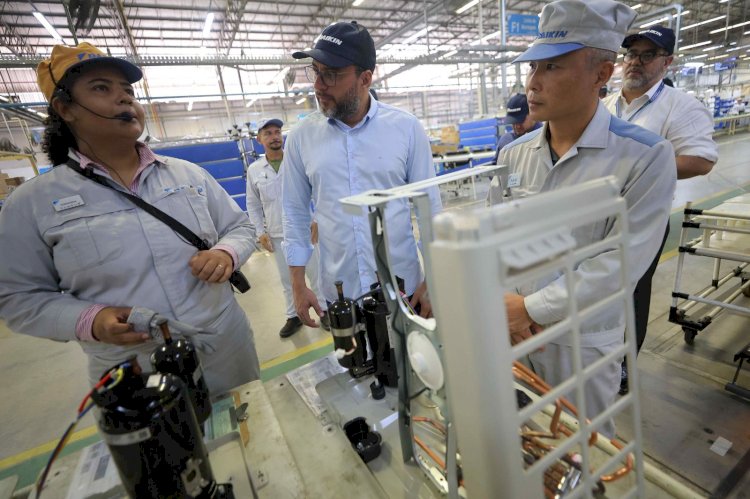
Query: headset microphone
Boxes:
[{"xmin": 74, "ymin": 101, "xmax": 135, "ymax": 122}]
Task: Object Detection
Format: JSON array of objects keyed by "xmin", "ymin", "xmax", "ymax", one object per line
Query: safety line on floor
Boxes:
[
  {"xmin": 0, "ymin": 424, "xmax": 98, "ymax": 471},
  {"xmin": 259, "ymin": 336, "xmax": 333, "ymax": 370}
]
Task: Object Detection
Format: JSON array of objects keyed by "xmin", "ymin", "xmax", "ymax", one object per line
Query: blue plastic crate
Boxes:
[
  {"xmin": 461, "ymin": 127, "xmax": 497, "ymax": 139},
  {"xmin": 154, "ymin": 141, "xmax": 240, "ymax": 163},
  {"xmin": 458, "ymin": 118, "xmax": 499, "ymax": 131},
  {"xmin": 460, "ymin": 137, "xmax": 497, "ymax": 148},
  {"xmin": 202, "ymin": 159, "xmax": 244, "ymax": 180},
  {"xmin": 218, "ymin": 177, "xmax": 246, "ymax": 196},
  {"xmin": 232, "ymin": 194, "xmax": 247, "ymax": 211}
]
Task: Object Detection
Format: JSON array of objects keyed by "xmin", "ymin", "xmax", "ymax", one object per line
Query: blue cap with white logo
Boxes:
[
  {"xmin": 292, "ymin": 21, "xmax": 376, "ymax": 70},
  {"xmin": 514, "ymin": 0, "xmax": 636, "ymax": 63},
  {"xmin": 505, "ymin": 94, "xmax": 529, "ymax": 124},
  {"xmin": 623, "ymin": 26, "xmax": 675, "ymax": 55}
]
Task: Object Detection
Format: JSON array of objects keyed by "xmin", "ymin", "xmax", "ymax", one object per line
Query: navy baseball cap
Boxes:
[
  {"xmin": 258, "ymin": 118, "xmax": 283, "ymax": 131},
  {"xmin": 514, "ymin": 0, "xmax": 636, "ymax": 63},
  {"xmin": 623, "ymin": 26, "xmax": 675, "ymax": 55},
  {"xmin": 293, "ymin": 21, "xmax": 376, "ymax": 70},
  {"xmin": 505, "ymin": 94, "xmax": 529, "ymax": 124}
]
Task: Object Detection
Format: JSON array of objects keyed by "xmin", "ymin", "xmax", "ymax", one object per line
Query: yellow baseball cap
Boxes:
[{"xmin": 37, "ymin": 42, "xmax": 143, "ymax": 102}]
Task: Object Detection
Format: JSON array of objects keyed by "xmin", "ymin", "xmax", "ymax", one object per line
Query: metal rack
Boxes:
[{"xmin": 670, "ymin": 198, "xmax": 750, "ymax": 345}]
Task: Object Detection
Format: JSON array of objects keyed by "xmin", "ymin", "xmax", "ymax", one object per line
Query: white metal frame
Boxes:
[
  {"xmin": 428, "ymin": 177, "xmax": 644, "ymax": 498},
  {"xmin": 341, "ymin": 169, "xmax": 704, "ymax": 498},
  {"xmin": 670, "ymin": 199, "xmax": 750, "ymax": 344}
]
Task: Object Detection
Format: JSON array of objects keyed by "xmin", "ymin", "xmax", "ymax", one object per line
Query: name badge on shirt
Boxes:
[
  {"xmin": 52, "ymin": 195, "xmax": 85, "ymax": 212},
  {"xmin": 507, "ymin": 173, "xmax": 522, "ymax": 188}
]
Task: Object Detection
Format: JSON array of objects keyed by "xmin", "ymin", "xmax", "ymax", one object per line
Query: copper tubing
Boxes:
[
  {"xmin": 159, "ymin": 322, "xmax": 172, "ymax": 343},
  {"xmin": 413, "ymin": 416, "xmax": 446, "ymax": 435},
  {"xmin": 512, "ymin": 361, "xmax": 634, "ymax": 481},
  {"xmin": 600, "ymin": 439, "xmax": 634, "ymax": 482},
  {"xmin": 414, "ymin": 435, "xmax": 446, "ymax": 470},
  {"xmin": 513, "ymin": 362, "xmax": 598, "ymax": 447}
]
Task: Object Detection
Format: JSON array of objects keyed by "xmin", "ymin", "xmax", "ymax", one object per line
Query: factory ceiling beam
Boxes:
[
  {"xmin": 99, "ymin": 0, "xmax": 166, "ymax": 137},
  {"xmin": 24, "ymin": 0, "xmax": 424, "ymax": 16},
  {"xmin": 0, "ymin": 17, "xmax": 37, "ymax": 58},
  {"xmin": 0, "ymin": 1, "xmax": 37, "ymax": 58},
  {"xmin": 0, "ymin": 53, "xmax": 522, "ymax": 69},
  {"xmin": 373, "ymin": 0, "xmax": 446, "ymax": 48},
  {"xmin": 218, "ymin": 0, "xmax": 250, "ymax": 56}
]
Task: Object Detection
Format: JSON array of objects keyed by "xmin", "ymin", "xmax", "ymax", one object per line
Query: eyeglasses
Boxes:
[
  {"xmin": 623, "ymin": 50, "xmax": 669, "ymax": 65},
  {"xmin": 304, "ymin": 65, "xmax": 356, "ymax": 86}
]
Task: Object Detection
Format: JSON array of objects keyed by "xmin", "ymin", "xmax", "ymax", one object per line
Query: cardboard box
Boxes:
[
  {"xmin": 431, "ymin": 144, "xmax": 458, "ymax": 155},
  {"xmin": 4, "ymin": 176, "xmax": 24, "ymax": 187},
  {"xmin": 441, "ymin": 132, "xmax": 460, "ymax": 143}
]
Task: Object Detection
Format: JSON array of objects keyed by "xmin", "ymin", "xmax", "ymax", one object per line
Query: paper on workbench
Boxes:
[
  {"xmin": 285, "ymin": 354, "xmax": 346, "ymax": 422},
  {"xmin": 65, "ymin": 440, "xmax": 124, "ymax": 499}
]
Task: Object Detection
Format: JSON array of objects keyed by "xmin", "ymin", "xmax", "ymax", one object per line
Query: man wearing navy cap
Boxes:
[
  {"xmin": 603, "ymin": 26, "xmax": 717, "ymax": 394},
  {"xmin": 246, "ymin": 119, "xmax": 326, "ymax": 338},
  {"xmin": 490, "ymin": 0, "xmax": 676, "ymax": 435},
  {"xmin": 494, "ymin": 93, "xmax": 541, "ymax": 163},
  {"xmin": 604, "ymin": 26, "xmax": 717, "ymax": 179},
  {"xmin": 282, "ymin": 21, "xmax": 441, "ymax": 328}
]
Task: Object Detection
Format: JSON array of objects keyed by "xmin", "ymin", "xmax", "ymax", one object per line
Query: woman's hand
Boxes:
[
  {"xmin": 189, "ymin": 249, "xmax": 233, "ymax": 283},
  {"xmin": 92, "ymin": 306, "xmax": 150, "ymax": 345}
]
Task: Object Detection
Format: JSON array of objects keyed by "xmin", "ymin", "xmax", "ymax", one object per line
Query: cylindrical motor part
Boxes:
[
  {"xmin": 362, "ymin": 287, "xmax": 399, "ymax": 387},
  {"xmin": 329, "ymin": 280, "xmax": 366, "ymax": 369},
  {"xmin": 92, "ymin": 361, "xmax": 218, "ymax": 499},
  {"xmin": 151, "ymin": 338, "xmax": 212, "ymax": 425}
]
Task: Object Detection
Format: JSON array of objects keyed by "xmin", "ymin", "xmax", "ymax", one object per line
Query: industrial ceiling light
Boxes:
[
  {"xmin": 631, "ymin": 3, "xmax": 642, "ymax": 9},
  {"xmin": 402, "ymin": 26, "xmax": 434, "ymax": 45},
  {"xmin": 271, "ymin": 67, "xmax": 290, "ymax": 84},
  {"xmin": 245, "ymin": 98, "xmax": 256, "ymax": 108},
  {"xmin": 456, "ymin": 0, "xmax": 482, "ymax": 15},
  {"xmin": 639, "ymin": 10, "xmax": 689, "ymax": 29},
  {"xmin": 352, "ymin": 0, "xmax": 365, "ymax": 5},
  {"xmin": 681, "ymin": 15, "xmax": 726, "ymax": 31},
  {"xmin": 295, "ymin": 96, "xmax": 306, "ymax": 105},
  {"xmin": 680, "ymin": 40, "xmax": 711, "ymax": 50},
  {"xmin": 203, "ymin": 12, "xmax": 214, "ymax": 38},
  {"xmin": 709, "ymin": 20, "xmax": 750, "ymax": 35},
  {"xmin": 33, "ymin": 11, "xmax": 62, "ymax": 42}
]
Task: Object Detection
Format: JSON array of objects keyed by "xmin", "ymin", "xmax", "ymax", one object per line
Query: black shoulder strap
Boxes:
[{"xmin": 66, "ymin": 159, "xmax": 210, "ymax": 251}]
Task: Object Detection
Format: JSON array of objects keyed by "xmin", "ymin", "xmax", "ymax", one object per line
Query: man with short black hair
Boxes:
[
  {"xmin": 282, "ymin": 21, "xmax": 441, "ymax": 327},
  {"xmin": 246, "ymin": 119, "xmax": 326, "ymax": 338},
  {"xmin": 494, "ymin": 93, "xmax": 541, "ymax": 162}
]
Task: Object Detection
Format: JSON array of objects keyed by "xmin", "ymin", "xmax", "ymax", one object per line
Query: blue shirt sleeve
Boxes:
[{"xmin": 281, "ymin": 129, "xmax": 314, "ymax": 266}]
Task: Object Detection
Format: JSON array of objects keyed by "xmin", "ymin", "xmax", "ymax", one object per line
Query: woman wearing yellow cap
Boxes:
[{"xmin": 0, "ymin": 42, "xmax": 260, "ymax": 394}]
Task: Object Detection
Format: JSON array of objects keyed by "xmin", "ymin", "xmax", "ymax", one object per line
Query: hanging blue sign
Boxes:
[{"xmin": 507, "ymin": 14, "xmax": 539, "ymax": 36}]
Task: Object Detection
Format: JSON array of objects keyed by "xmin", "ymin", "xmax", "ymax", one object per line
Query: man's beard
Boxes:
[
  {"xmin": 622, "ymin": 69, "xmax": 656, "ymax": 91},
  {"xmin": 320, "ymin": 83, "xmax": 361, "ymax": 121}
]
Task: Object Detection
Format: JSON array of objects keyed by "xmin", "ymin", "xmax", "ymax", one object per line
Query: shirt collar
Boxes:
[
  {"xmin": 329, "ymin": 94, "xmax": 377, "ymax": 131},
  {"xmin": 70, "ymin": 141, "xmax": 160, "ymax": 172},
  {"xmin": 530, "ymin": 101, "xmax": 611, "ymax": 152},
  {"xmin": 618, "ymin": 79, "xmax": 662, "ymax": 108},
  {"xmin": 513, "ymin": 121, "xmax": 542, "ymax": 138}
]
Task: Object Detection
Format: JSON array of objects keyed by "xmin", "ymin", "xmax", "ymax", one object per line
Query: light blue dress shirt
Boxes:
[{"xmin": 281, "ymin": 97, "xmax": 442, "ymax": 302}]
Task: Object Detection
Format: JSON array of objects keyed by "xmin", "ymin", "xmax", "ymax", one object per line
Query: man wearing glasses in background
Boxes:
[
  {"xmin": 603, "ymin": 26, "xmax": 718, "ymax": 394},
  {"xmin": 281, "ymin": 21, "xmax": 442, "ymax": 328}
]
